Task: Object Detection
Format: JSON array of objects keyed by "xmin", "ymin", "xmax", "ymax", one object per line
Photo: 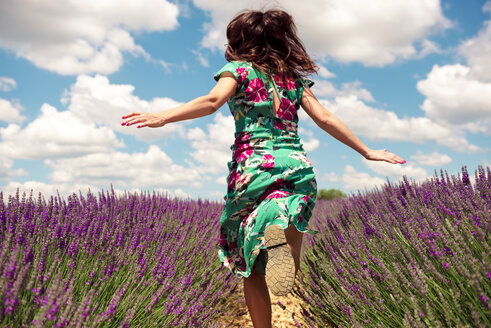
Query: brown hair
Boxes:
[{"xmin": 225, "ymin": 9, "xmax": 318, "ymax": 79}]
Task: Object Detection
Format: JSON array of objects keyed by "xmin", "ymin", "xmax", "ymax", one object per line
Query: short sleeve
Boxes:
[
  {"xmin": 213, "ymin": 61, "xmax": 242, "ymax": 82},
  {"xmin": 295, "ymin": 78, "xmax": 315, "ymax": 104}
]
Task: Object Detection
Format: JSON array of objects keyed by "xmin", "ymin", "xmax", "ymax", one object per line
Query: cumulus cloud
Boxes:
[
  {"xmin": 66, "ymin": 75, "xmax": 185, "ymax": 141},
  {"xmin": 313, "ymin": 80, "xmax": 374, "ymax": 102},
  {"xmin": 327, "ymin": 160, "xmax": 429, "ymax": 192},
  {"xmin": 0, "ymin": 104, "xmax": 123, "ymax": 159},
  {"xmin": 46, "ymin": 145, "xmax": 202, "ymax": 189},
  {"xmin": 458, "ymin": 4, "xmax": 491, "ymax": 82},
  {"xmin": 340, "ymin": 165, "xmax": 386, "ymax": 191},
  {"xmin": 1, "ymin": 180, "xmax": 95, "ymax": 199},
  {"xmin": 0, "ymin": 156, "xmax": 27, "ymax": 180},
  {"xmin": 319, "ymin": 96, "xmax": 482, "ymax": 152},
  {"xmin": 416, "ymin": 38, "xmax": 443, "ymax": 59},
  {"xmin": 363, "ymin": 159, "xmax": 428, "ymax": 182},
  {"xmin": 317, "ymin": 65, "xmax": 336, "ymax": 79},
  {"xmin": 416, "ymin": 5, "xmax": 491, "ymax": 136},
  {"xmin": 417, "ymin": 64, "xmax": 491, "ymax": 132},
  {"xmin": 0, "ymin": 0, "xmax": 179, "ymax": 75},
  {"xmin": 322, "ymin": 172, "xmax": 341, "ymax": 183},
  {"xmin": 1, "ymin": 180, "xmax": 194, "ymax": 199},
  {"xmin": 298, "ymin": 127, "xmax": 320, "ymax": 152},
  {"xmin": 410, "ymin": 150, "xmax": 452, "ymax": 167},
  {"xmin": 0, "ymin": 98, "xmax": 25, "ymax": 123},
  {"xmin": 194, "ymin": 0, "xmax": 451, "ymax": 66},
  {"xmin": 192, "ymin": 50, "xmax": 210, "ymax": 67},
  {"xmin": 187, "ymin": 112, "xmax": 235, "ymax": 173},
  {"xmin": 0, "ymin": 77, "xmax": 16, "ymax": 91}
]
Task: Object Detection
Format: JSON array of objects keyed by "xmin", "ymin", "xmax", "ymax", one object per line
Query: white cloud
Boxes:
[
  {"xmin": 0, "ymin": 156, "xmax": 27, "ymax": 179},
  {"xmin": 0, "ymin": 0, "xmax": 179, "ymax": 75},
  {"xmin": 0, "ymin": 77, "xmax": 16, "ymax": 91},
  {"xmin": 302, "ymin": 138, "xmax": 320, "ymax": 153},
  {"xmin": 194, "ymin": 0, "xmax": 451, "ymax": 66},
  {"xmin": 298, "ymin": 127, "xmax": 320, "ymax": 152},
  {"xmin": 187, "ymin": 112, "xmax": 235, "ymax": 173},
  {"xmin": 317, "ymin": 65, "xmax": 336, "ymax": 79},
  {"xmin": 159, "ymin": 60, "xmax": 173, "ymax": 73},
  {"xmin": 192, "ymin": 50, "xmax": 210, "ymax": 67},
  {"xmin": 322, "ymin": 172, "xmax": 341, "ymax": 183},
  {"xmin": 46, "ymin": 145, "xmax": 201, "ymax": 189},
  {"xmin": 1, "ymin": 181, "xmax": 96, "ymax": 199},
  {"xmin": 337, "ymin": 161, "xmax": 427, "ymax": 193},
  {"xmin": 215, "ymin": 175, "xmax": 226, "ymax": 185},
  {"xmin": 363, "ymin": 159, "xmax": 428, "ymax": 182},
  {"xmin": 414, "ymin": 5, "xmax": 491, "ymax": 149},
  {"xmin": 458, "ymin": 5, "xmax": 491, "ymax": 82},
  {"xmin": 208, "ymin": 191, "xmax": 225, "ymax": 200},
  {"xmin": 417, "ymin": 64, "xmax": 491, "ymax": 132},
  {"xmin": 0, "ymin": 98, "xmax": 25, "ymax": 123},
  {"xmin": 1, "ymin": 181, "xmax": 196, "ymax": 199},
  {"xmin": 416, "ymin": 38, "xmax": 443, "ymax": 59},
  {"xmin": 313, "ymin": 80, "xmax": 374, "ymax": 102},
  {"xmin": 410, "ymin": 150, "xmax": 452, "ymax": 167},
  {"xmin": 341, "ymin": 165, "xmax": 386, "ymax": 191},
  {"xmin": 173, "ymin": 188, "xmax": 192, "ymax": 199},
  {"xmin": 320, "ymin": 96, "xmax": 482, "ymax": 153},
  {"xmin": 67, "ymin": 75, "xmax": 186, "ymax": 141},
  {"xmin": 0, "ymin": 104, "xmax": 123, "ymax": 159},
  {"xmin": 485, "ymin": 2, "xmax": 491, "ymax": 15}
]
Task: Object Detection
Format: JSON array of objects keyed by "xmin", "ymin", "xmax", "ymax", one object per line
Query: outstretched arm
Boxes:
[
  {"xmin": 122, "ymin": 72, "xmax": 237, "ymax": 128},
  {"xmin": 301, "ymin": 87, "xmax": 405, "ymax": 164}
]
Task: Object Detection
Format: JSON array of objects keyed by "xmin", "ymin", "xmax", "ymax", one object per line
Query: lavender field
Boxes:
[
  {"xmin": 0, "ymin": 191, "xmax": 239, "ymax": 327},
  {"xmin": 0, "ymin": 166, "xmax": 489, "ymax": 327},
  {"xmin": 297, "ymin": 166, "xmax": 490, "ymax": 327}
]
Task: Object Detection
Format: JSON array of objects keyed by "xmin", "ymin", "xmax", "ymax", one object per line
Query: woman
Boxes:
[{"xmin": 122, "ymin": 9, "xmax": 405, "ymax": 328}]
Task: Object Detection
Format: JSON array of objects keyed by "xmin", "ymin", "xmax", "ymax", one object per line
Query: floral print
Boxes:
[
  {"xmin": 276, "ymin": 98, "xmax": 296, "ymax": 121},
  {"xmin": 245, "ymin": 78, "xmax": 269, "ymax": 102},
  {"xmin": 274, "ymin": 74, "xmax": 296, "ymax": 90},
  {"xmin": 214, "ymin": 61, "xmax": 317, "ymax": 278},
  {"xmin": 261, "ymin": 154, "xmax": 275, "ymax": 169},
  {"xmin": 236, "ymin": 67, "xmax": 249, "ymax": 83}
]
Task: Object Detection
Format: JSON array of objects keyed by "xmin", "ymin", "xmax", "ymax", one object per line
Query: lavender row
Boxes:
[
  {"xmin": 0, "ymin": 189, "xmax": 239, "ymax": 327},
  {"xmin": 297, "ymin": 166, "xmax": 490, "ymax": 327}
]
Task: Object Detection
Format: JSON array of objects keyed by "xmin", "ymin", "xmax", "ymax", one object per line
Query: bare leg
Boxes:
[
  {"xmin": 243, "ymin": 270, "xmax": 272, "ymax": 328},
  {"xmin": 284, "ymin": 224, "xmax": 304, "ymax": 275}
]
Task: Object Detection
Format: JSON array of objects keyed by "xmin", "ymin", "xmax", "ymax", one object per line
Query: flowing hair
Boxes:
[{"xmin": 225, "ymin": 9, "xmax": 318, "ymax": 79}]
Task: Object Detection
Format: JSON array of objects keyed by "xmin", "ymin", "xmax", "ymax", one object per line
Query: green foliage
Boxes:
[{"xmin": 316, "ymin": 188, "xmax": 347, "ymax": 201}]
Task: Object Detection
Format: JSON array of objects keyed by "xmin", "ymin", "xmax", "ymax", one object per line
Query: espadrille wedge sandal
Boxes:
[{"xmin": 264, "ymin": 224, "xmax": 295, "ymax": 296}]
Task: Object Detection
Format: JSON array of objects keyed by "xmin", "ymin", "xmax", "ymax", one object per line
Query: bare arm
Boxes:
[
  {"xmin": 301, "ymin": 87, "xmax": 405, "ymax": 164},
  {"xmin": 122, "ymin": 72, "xmax": 237, "ymax": 128}
]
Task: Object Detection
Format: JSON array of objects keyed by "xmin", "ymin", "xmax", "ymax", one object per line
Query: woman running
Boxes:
[{"xmin": 122, "ymin": 9, "xmax": 405, "ymax": 328}]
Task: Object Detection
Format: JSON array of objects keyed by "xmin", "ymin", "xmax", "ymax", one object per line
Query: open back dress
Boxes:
[{"xmin": 215, "ymin": 61, "xmax": 318, "ymax": 278}]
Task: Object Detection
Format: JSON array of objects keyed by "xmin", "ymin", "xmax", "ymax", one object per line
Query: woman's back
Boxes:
[
  {"xmin": 215, "ymin": 60, "xmax": 313, "ymax": 137},
  {"xmin": 216, "ymin": 60, "xmax": 318, "ymax": 278}
]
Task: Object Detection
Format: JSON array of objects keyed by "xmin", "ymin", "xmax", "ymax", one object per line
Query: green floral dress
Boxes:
[{"xmin": 215, "ymin": 61, "xmax": 318, "ymax": 278}]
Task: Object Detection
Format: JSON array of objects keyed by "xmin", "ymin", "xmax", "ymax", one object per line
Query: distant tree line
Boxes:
[{"xmin": 316, "ymin": 188, "xmax": 347, "ymax": 201}]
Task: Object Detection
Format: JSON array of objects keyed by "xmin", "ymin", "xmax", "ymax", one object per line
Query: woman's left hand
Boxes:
[
  {"xmin": 121, "ymin": 112, "xmax": 165, "ymax": 128},
  {"xmin": 364, "ymin": 148, "xmax": 406, "ymax": 164}
]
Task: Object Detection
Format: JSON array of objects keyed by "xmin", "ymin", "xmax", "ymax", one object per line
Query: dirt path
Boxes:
[{"xmin": 219, "ymin": 281, "xmax": 311, "ymax": 328}]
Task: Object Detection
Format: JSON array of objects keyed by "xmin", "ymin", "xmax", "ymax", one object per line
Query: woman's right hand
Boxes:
[{"xmin": 364, "ymin": 148, "xmax": 406, "ymax": 164}]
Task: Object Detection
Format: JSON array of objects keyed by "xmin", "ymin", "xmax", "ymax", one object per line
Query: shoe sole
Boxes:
[{"xmin": 264, "ymin": 224, "xmax": 295, "ymax": 296}]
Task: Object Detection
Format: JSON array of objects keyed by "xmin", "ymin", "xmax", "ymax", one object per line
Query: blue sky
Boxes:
[{"xmin": 0, "ymin": 0, "xmax": 490, "ymax": 199}]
